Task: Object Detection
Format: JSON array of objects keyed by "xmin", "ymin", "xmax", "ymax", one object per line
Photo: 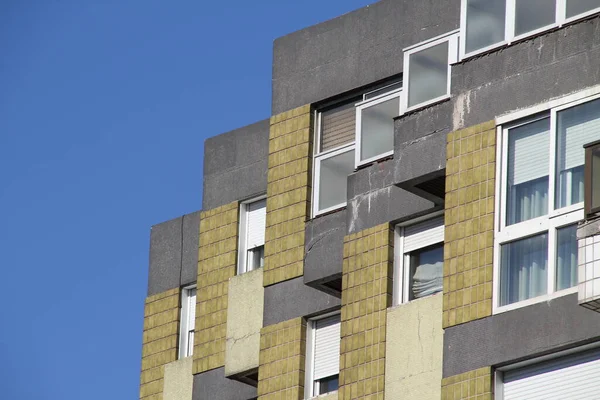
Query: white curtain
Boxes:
[
  {"xmin": 411, "ymin": 245, "xmax": 443, "ymax": 299},
  {"xmin": 500, "ymin": 234, "xmax": 548, "ymax": 306},
  {"xmin": 556, "ymin": 225, "xmax": 577, "ymax": 291}
]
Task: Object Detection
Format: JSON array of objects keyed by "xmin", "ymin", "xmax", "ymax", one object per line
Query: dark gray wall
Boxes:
[
  {"xmin": 192, "ymin": 367, "xmax": 256, "ymax": 400},
  {"xmin": 263, "ymin": 277, "xmax": 341, "ymax": 327},
  {"xmin": 203, "ymin": 119, "xmax": 269, "ymax": 210},
  {"xmin": 272, "ymin": 0, "xmax": 460, "ymax": 114},
  {"xmin": 443, "ymin": 294, "xmax": 600, "ymax": 377},
  {"xmin": 148, "ymin": 211, "xmax": 200, "ymax": 296},
  {"xmin": 304, "ymin": 210, "xmax": 346, "ymax": 287}
]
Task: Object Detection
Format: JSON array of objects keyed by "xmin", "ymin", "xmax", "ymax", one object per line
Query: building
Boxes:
[{"xmin": 139, "ymin": 1, "xmax": 600, "ymax": 399}]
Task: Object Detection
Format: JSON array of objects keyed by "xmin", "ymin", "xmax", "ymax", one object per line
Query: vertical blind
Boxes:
[
  {"xmin": 508, "ymin": 118, "xmax": 550, "ymax": 185},
  {"xmin": 320, "ymin": 102, "xmax": 356, "ymax": 152},
  {"xmin": 246, "ymin": 199, "xmax": 266, "ymax": 249},
  {"xmin": 403, "ymin": 217, "xmax": 445, "ymax": 253},
  {"xmin": 313, "ymin": 315, "xmax": 341, "ymax": 380}
]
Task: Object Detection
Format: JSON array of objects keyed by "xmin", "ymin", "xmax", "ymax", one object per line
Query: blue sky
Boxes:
[{"xmin": 0, "ymin": 1, "xmax": 374, "ymax": 398}]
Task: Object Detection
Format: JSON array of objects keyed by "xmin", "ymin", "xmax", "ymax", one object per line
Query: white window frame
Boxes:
[
  {"xmin": 460, "ymin": 0, "xmax": 600, "ymax": 60},
  {"xmin": 402, "ymin": 30, "xmax": 459, "ymax": 113},
  {"xmin": 237, "ymin": 195, "xmax": 266, "ymax": 275},
  {"xmin": 178, "ymin": 285, "xmax": 197, "ymax": 359},
  {"xmin": 355, "ymin": 88, "xmax": 402, "ymax": 168},
  {"xmin": 304, "ymin": 311, "xmax": 341, "ymax": 399},
  {"xmin": 393, "ymin": 213, "xmax": 445, "ymax": 305},
  {"xmin": 492, "ymin": 89, "xmax": 600, "ymax": 314}
]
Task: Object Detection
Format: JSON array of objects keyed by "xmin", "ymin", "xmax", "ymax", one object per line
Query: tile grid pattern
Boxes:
[
  {"xmin": 441, "ymin": 367, "xmax": 493, "ymax": 400},
  {"xmin": 193, "ymin": 202, "xmax": 239, "ymax": 374},
  {"xmin": 257, "ymin": 318, "xmax": 307, "ymax": 400},
  {"xmin": 339, "ymin": 223, "xmax": 394, "ymax": 400},
  {"xmin": 264, "ymin": 104, "xmax": 313, "ymax": 287},
  {"xmin": 578, "ymin": 234, "xmax": 600, "ymax": 311},
  {"xmin": 443, "ymin": 120, "xmax": 497, "ymax": 328},
  {"xmin": 140, "ymin": 287, "xmax": 180, "ymax": 400}
]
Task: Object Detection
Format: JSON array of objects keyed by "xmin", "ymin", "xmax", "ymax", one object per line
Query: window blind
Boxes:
[
  {"xmin": 320, "ymin": 102, "xmax": 356, "ymax": 152},
  {"xmin": 246, "ymin": 199, "xmax": 266, "ymax": 249},
  {"xmin": 557, "ymin": 99, "xmax": 600, "ymax": 171},
  {"xmin": 313, "ymin": 315, "xmax": 341, "ymax": 380},
  {"xmin": 403, "ymin": 217, "xmax": 445, "ymax": 253},
  {"xmin": 508, "ymin": 118, "xmax": 550, "ymax": 185},
  {"xmin": 187, "ymin": 288, "xmax": 196, "ymax": 329}
]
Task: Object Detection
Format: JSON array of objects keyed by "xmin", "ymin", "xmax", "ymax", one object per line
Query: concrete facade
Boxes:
[
  {"xmin": 225, "ymin": 267, "xmax": 264, "ymax": 378},
  {"xmin": 385, "ymin": 294, "xmax": 443, "ymax": 400},
  {"xmin": 140, "ymin": 2, "xmax": 600, "ymax": 400}
]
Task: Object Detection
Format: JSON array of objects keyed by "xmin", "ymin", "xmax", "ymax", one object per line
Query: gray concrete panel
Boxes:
[
  {"xmin": 304, "ymin": 210, "xmax": 346, "ymax": 287},
  {"xmin": 148, "ymin": 216, "xmax": 183, "ymax": 296},
  {"xmin": 263, "ymin": 277, "xmax": 341, "ymax": 327},
  {"xmin": 451, "ymin": 17, "xmax": 600, "ymax": 131},
  {"xmin": 272, "ymin": 0, "xmax": 461, "ymax": 114},
  {"xmin": 443, "ymin": 294, "xmax": 600, "ymax": 378},
  {"xmin": 202, "ymin": 119, "xmax": 269, "ymax": 210},
  {"xmin": 181, "ymin": 211, "xmax": 200, "ymax": 287},
  {"xmin": 192, "ymin": 367, "xmax": 256, "ymax": 400}
]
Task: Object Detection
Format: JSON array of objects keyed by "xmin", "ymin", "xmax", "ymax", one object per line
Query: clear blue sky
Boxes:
[{"xmin": 0, "ymin": 1, "xmax": 374, "ymax": 399}]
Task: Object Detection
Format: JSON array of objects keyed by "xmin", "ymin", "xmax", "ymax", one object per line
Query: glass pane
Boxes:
[
  {"xmin": 566, "ymin": 0, "xmax": 600, "ymax": 18},
  {"xmin": 500, "ymin": 233, "xmax": 548, "ymax": 306},
  {"xmin": 515, "ymin": 0, "xmax": 555, "ymax": 36},
  {"xmin": 507, "ymin": 118, "xmax": 550, "ymax": 225},
  {"xmin": 556, "ymin": 225, "xmax": 578, "ymax": 291},
  {"xmin": 247, "ymin": 245, "xmax": 264, "ymax": 271},
  {"xmin": 556, "ymin": 98, "xmax": 600, "ymax": 209},
  {"xmin": 360, "ymin": 96, "xmax": 398, "ymax": 162},
  {"xmin": 317, "ymin": 375, "xmax": 339, "ymax": 395},
  {"xmin": 408, "ymin": 41, "xmax": 449, "ymax": 108},
  {"xmin": 465, "ymin": 0, "xmax": 506, "ymax": 54},
  {"xmin": 409, "ymin": 244, "xmax": 443, "ymax": 300},
  {"xmin": 592, "ymin": 147, "xmax": 600, "ymax": 211},
  {"xmin": 318, "ymin": 149, "xmax": 355, "ymax": 212}
]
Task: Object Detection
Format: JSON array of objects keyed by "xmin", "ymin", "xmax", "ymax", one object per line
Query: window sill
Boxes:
[
  {"xmin": 308, "ymin": 390, "xmax": 339, "ymax": 400},
  {"xmin": 492, "ymin": 286, "xmax": 578, "ymax": 315}
]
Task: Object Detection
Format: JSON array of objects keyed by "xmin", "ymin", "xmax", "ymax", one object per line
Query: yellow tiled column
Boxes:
[
  {"xmin": 264, "ymin": 105, "xmax": 313, "ymax": 287},
  {"xmin": 443, "ymin": 121, "xmax": 496, "ymax": 328},
  {"xmin": 257, "ymin": 318, "xmax": 307, "ymax": 400},
  {"xmin": 441, "ymin": 367, "xmax": 493, "ymax": 400},
  {"xmin": 339, "ymin": 223, "xmax": 394, "ymax": 400},
  {"xmin": 193, "ymin": 202, "xmax": 239, "ymax": 374},
  {"xmin": 140, "ymin": 287, "xmax": 181, "ymax": 399}
]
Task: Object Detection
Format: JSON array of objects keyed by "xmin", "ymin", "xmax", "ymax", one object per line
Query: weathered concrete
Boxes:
[
  {"xmin": 385, "ymin": 294, "xmax": 443, "ymax": 400},
  {"xmin": 148, "ymin": 211, "xmax": 200, "ymax": 296},
  {"xmin": 443, "ymin": 293, "xmax": 600, "ymax": 378},
  {"xmin": 263, "ymin": 276, "xmax": 341, "ymax": 327},
  {"xmin": 272, "ymin": 0, "xmax": 461, "ymax": 114},
  {"xmin": 203, "ymin": 119, "xmax": 269, "ymax": 210},
  {"xmin": 164, "ymin": 357, "xmax": 193, "ymax": 400},
  {"xmin": 192, "ymin": 367, "xmax": 257, "ymax": 400},
  {"xmin": 225, "ymin": 268, "xmax": 263, "ymax": 378}
]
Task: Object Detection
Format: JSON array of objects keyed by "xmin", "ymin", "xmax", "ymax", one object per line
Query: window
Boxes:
[
  {"xmin": 178, "ymin": 285, "xmax": 196, "ymax": 358},
  {"xmin": 238, "ymin": 197, "xmax": 266, "ymax": 274},
  {"xmin": 495, "ymin": 95, "xmax": 600, "ymax": 312},
  {"xmin": 394, "ymin": 216, "xmax": 445, "ymax": 304},
  {"xmin": 403, "ymin": 32, "xmax": 459, "ymax": 112},
  {"xmin": 305, "ymin": 313, "xmax": 341, "ymax": 398},
  {"xmin": 461, "ymin": 0, "xmax": 600, "ymax": 58},
  {"xmin": 584, "ymin": 140, "xmax": 600, "ymax": 216}
]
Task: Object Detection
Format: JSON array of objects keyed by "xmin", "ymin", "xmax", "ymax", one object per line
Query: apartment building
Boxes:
[{"xmin": 139, "ymin": 1, "xmax": 600, "ymax": 399}]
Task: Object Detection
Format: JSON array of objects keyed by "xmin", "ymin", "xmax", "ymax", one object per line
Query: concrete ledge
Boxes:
[
  {"xmin": 164, "ymin": 357, "xmax": 193, "ymax": 400},
  {"xmin": 225, "ymin": 268, "xmax": 264, "ymax": 378},
  {"xmin": 192, "ymin": 367, "xmax": 256, "ymax": 400}
]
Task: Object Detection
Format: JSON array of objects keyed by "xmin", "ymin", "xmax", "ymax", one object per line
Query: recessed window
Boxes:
[
  {"xmin": 403, "ymin": 32, "xmax": 458, "ymax": 111},
  {"xmin": 238, "ymin": 198, "xmax": 266, "ymax": 274},
  {"xmin": 305, "ymin": 313, "xmax": 341, "ymax": 399},
  {"xmin": 495, "ymin": 95, "xmax": 600, "ymax": 312},
  {"xmin": 461, "ymin": 0, "xmax": 600, "ymax": 58},
  {"xmin": 394, "ymin": 216, "xmax": 445, "ymax": 304},
  {"xmin": 178, "ymin": 285, "xmax": 196, "ymax": 358}
]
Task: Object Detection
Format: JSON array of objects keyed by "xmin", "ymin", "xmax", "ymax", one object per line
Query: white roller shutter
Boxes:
[
  {"xmin": 246, "ymin": 199, "xmax": 266, "ymax": 249},
  {"xmin": 403, "ymin": 217, "xmax": 445, "ymax": 253},
  {"xmin": 313, "ymin": 315, "xmax": 341, "ymax": 380},
  {"xmin": 508, "ymin": 118, "xmax": 550, "ymax": 186},
  {"xmin": 503, "ymin": 348, "xmax": 600, "ymax": 400},
  {"xmin": 558, "ymin": 98, "xmax": 600, "ymax": 171},
  {"xmin": 320, "ymin": 102, "xmax": 357, "ymax": 152}
]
